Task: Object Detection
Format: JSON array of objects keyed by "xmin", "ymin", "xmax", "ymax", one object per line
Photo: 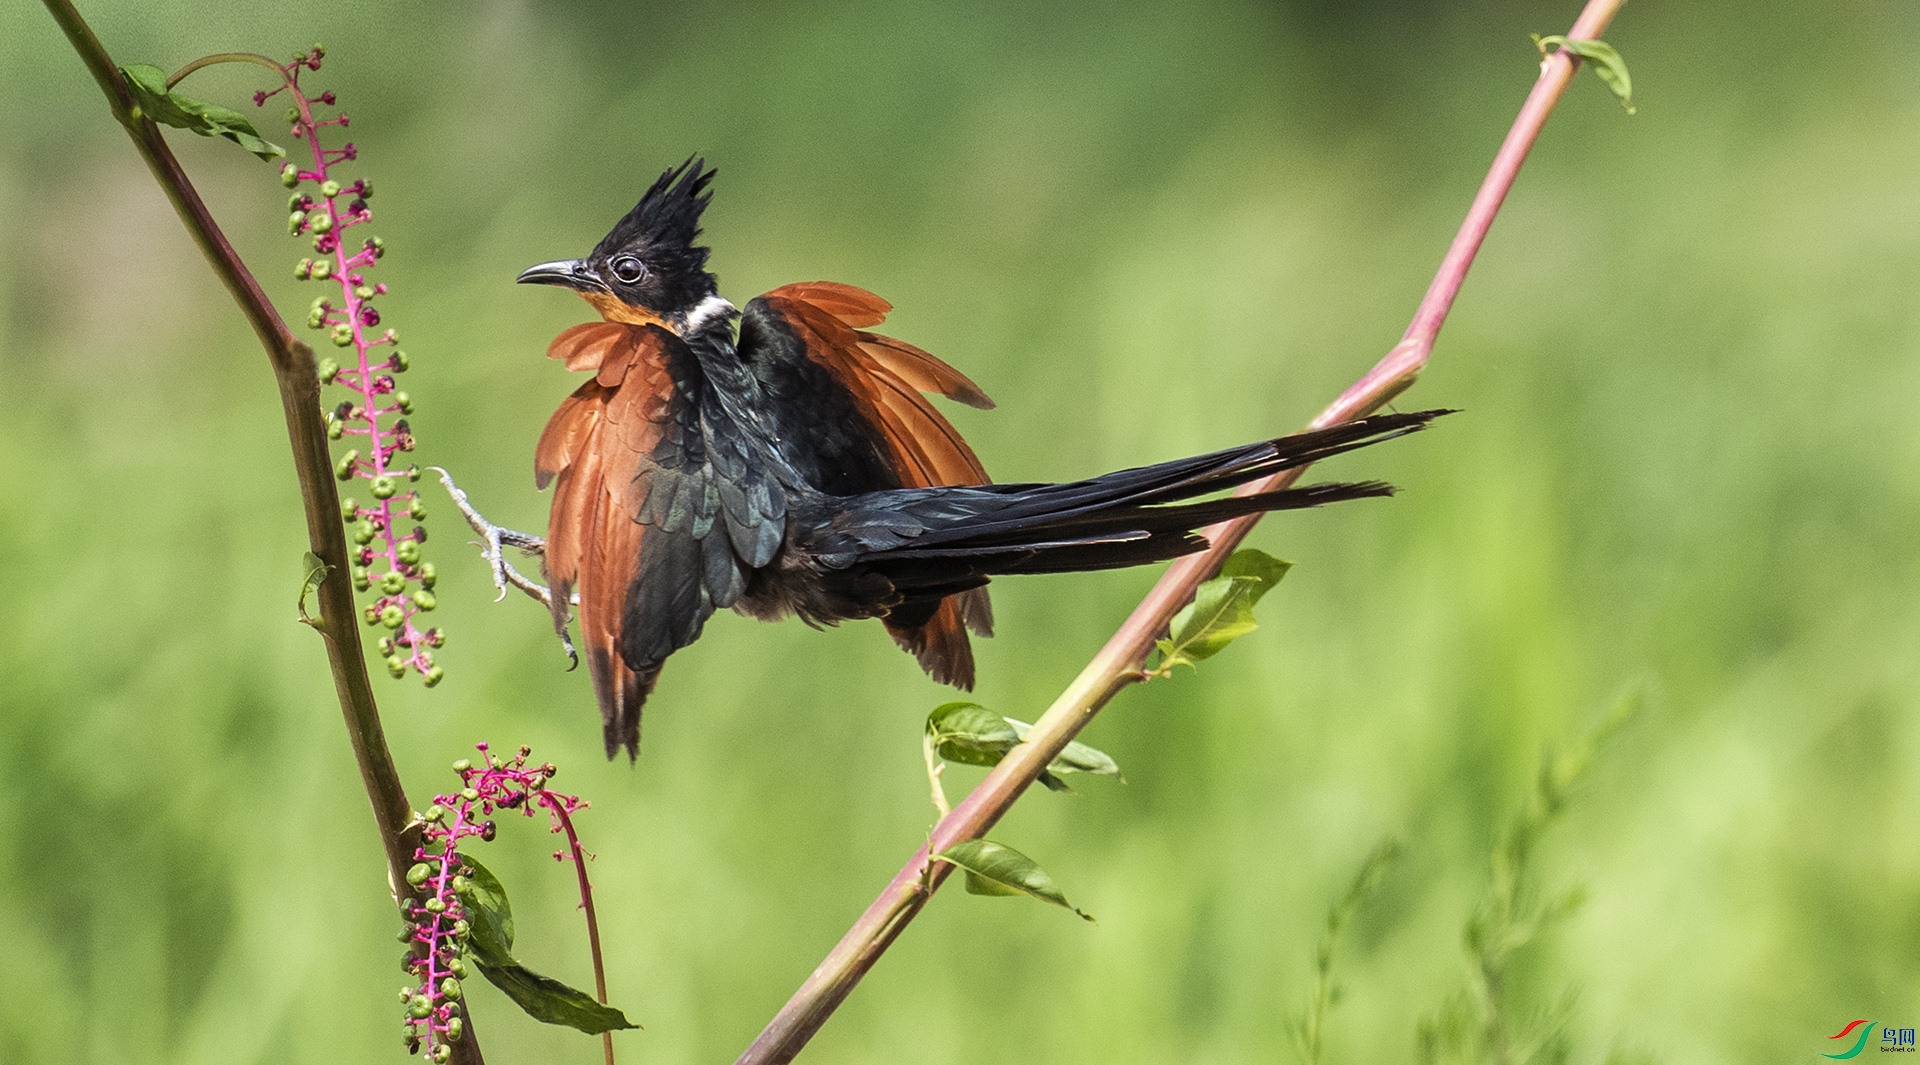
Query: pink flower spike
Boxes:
[
  {"xmin": 399, "ymin": 746, "xmax": 614, "ymax": 1057},
  {"xmin": 266, "ymin": 59, "xmax": 442, "ymax": 688}
]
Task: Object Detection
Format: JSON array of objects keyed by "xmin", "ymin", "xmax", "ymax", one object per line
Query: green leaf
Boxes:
[
  {"xmin": 927, "ymin": 701, "xmax": 1019, "ymax": 768},
  {"xmin": 296, "ymin": 551, "xmax": 328, "ymax": 627},
  {"xmin": 935, "ymin": 838, "xmax": 1094, "ymax": 921},
  {"xmin": 454, "ymin": 852, "xmax": 640, "ymax": 1034},
  {"xmin": 1007, "ymin": 718, "xmax": 1121, "ymax": 780},
  {"xmin": 118, "ymin": 63, "xmax": 287, "ymax": 159},
  {"xmin": 120, "ymin": 64, "xmax": 198, "ymax": 126},
  {"xmin": 1155, "ymin": 548, "xmax": 1293, "ymax": 670},
  {"xmin": 475, "ymin": 959, "xmax": 640, "ymax": 1035},
  {"xmin": 1534, "ymin": 35, "xmax": 1636, "ymax": 114},
  {"xmin": 453, "ymin": 852, "xmax": 514, "ymax": 964},
  {"xmin": 192, "ymin": 100, "xmax": 287, "ymax": 160},
  {"xmin": 1217, "ymin": 547, "xmax": 1293, "ymax": 600},
  {"xmin": 963, "ymin": 869, "xmax": 1026, "ymax": 896},
  {"xmin": 927, "ymin": 703, "xmax": 1122, "ymax": 788}
]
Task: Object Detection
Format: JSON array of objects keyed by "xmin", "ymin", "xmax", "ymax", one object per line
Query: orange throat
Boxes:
[{"xmin": 581, "ymin": 291, "xmax": 669, "ymax": 330}]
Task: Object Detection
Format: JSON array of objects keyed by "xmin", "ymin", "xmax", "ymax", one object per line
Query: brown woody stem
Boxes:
[
  {"xmin": 41, "ymin": 3, "xmax": 483, "ymax": 1062},
  {"xmin": 735, "ymin": 1, "xmax": 1628, "ymax": 1062}
]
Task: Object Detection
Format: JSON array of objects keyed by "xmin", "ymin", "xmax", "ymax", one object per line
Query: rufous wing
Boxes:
[
  {"xmin": 536, "ymin": 322, "xmax": 678, "ymax": 759},
  {"xmin": 753, "ymin": 283, "xmax": 997, "ymax": 685}
]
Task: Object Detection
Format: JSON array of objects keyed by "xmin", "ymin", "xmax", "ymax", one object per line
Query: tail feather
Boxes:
[
  {"xmin": 871, "ymin": 480, "xmax": 1396, "ymax": 589},
  {"xmin": 895, "ymin": 411, "xmax": 1441, "ymax": 551},
  {"xmin": 824, "ymin": 411, "xmax": 1445, "ymax": 590}
]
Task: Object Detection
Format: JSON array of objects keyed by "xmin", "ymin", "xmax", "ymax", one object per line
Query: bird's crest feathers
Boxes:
[{"xmin": 593, "ymin": 157, "xmax": 715, "ymax": 267}]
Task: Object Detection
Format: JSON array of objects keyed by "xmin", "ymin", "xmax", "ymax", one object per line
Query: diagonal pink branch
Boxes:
[{"xmin": 736, "ymin": 1, "xmax": 1628, "ymax": 1062}]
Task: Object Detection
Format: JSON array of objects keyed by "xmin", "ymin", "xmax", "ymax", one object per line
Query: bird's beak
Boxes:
[{"xmin": 516, "ymin": 259, "xmax": 609, "ymax": 294}]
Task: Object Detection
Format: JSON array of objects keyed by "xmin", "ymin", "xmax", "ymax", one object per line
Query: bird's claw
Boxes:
[
  {"xmin": 431, "ymin": 466, "xmax": 584, "ymax": 669},
  {"xmin": 478, "ymin": 523, "xmax": 512, "ymax": 603},
  {"xmin": 430, "ymin": 465, "xmax": 563, "ymax": 609}
]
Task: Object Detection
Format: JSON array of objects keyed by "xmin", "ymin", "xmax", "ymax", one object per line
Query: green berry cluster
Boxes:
[{"xmin": 272, "ymin": 55, "xmax": 444, "ymax": 686}]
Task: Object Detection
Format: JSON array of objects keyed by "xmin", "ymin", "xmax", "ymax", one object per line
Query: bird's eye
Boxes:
[{"xmin": 609, "ymin": 256, "xmax": 648, "ymax": 284}]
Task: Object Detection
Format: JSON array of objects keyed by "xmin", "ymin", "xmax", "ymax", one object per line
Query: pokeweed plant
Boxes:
[
  {"xmin": 41, "ymin": 5, "xmax": 569, "ymax": 1061},
  {"xmin": 262, "ymin": 45, "xmax": 446, "ymax": 685},
  {"xmin": 131, "ymin": 43, "xmax": 447, "ymax": 686},
  {"xmin": 403, "ymin": 744, "xmax": 637, "ymax": 1063}
]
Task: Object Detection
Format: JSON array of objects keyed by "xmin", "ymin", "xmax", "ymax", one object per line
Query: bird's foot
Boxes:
[
  {"xmin": 429, "ymin": 466, "xmax": 568, "ymax": 608},
  {"xmin": 431, "ymin": 466, "xmax": 579, "ymax": 668}
]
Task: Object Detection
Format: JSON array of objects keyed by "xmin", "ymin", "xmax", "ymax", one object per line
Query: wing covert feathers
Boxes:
[
  {"xmin": 759, "ymin": 284, "xmax": 993, "ymax": 408},
  {"xmin": 756, "ymin": 283, "xmax": 997, "ymax": 687}
]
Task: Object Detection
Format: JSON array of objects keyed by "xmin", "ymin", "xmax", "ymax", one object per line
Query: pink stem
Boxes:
[
  {"xmin": 282, "ymin": 66, "xmax": 432, "ymax": 669},
  {"xmin": 734, "ymin": 2, "xmax": 1627, "ymax": 1062},
  {"xmin": 423, "ymin": 804, "xmax": 472, "ymax": 1044},
  {"xmin": 545, "ymin": 795, "xmax": 616, "ymax": 1065}
]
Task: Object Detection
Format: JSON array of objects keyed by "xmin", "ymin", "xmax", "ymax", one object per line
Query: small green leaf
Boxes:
[
  {"xmin": 120, "ymin": 64, "xmax": 198, "ymax": 126},
  {"xmin": 964, "ymin": 870, "xmax": 1026, "ymax": 896},
  {"xmin": 1034, "ymin": 771, "xmax": 1074, "ymax": 793},
  {"xmin": 454, "ymin": 852, "xmax": 640, "ymax": 1034},
  {"xmin": 1155, "ymin": 549, "xmax": 1294, "ymax": 671},
  {"xmin": 927, "ymin": 701, "xmax": 1019, "ymax": 768},
  {"xmin": 1534, "ymin": 35, "xmax": 1636, "ymax": 114},
  {"xmin": 1217, "ymin": 547, "xmax": 1293, "ymax": 601},
  {"xmin": 297, "ymin": 551, "xmax": 329, "ymax": 627},
  {"xmin": 935, "ymin": 838, "xmax": 1094, "ymax": 921},
  {"xmin": 1007, "ymin": 718, "xmax": 1121, "ymax": 780},
  {"xmin": 192, "ymin": 100, "xmax": 287, "ymax": 159},
  {"xmin": 927, "ymin": 703, "xmax": 1122, "ymax": 787},
  {"xmin": 118, "ymin": 63, "xmax": 287, "ymax": 159},
  {"xmin": 453, "ymin": 852, "xmax": 514, "ymax": 963},
  {"xmin": 474, "ymin": 959, "xmax": 640, "ymax": 1035}
]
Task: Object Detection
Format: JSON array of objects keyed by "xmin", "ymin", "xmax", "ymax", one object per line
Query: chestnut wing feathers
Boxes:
[
  {"xmin": 539, "ymin": 289, "xmax": 998, "ymax": 752},
  {"xmin": 739, "ymin": 283, "xmax": 996, "ymax": 687},
  {"xmin": 538, "ymin": 322, "xmax": 769, "ymax": 759}
]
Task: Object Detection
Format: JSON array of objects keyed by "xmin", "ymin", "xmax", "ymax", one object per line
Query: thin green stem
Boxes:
[
  {"xmin": 922, "ymin": 731, "xmax": 951, "ymax": 819},
  {"xmin": 41, "ymin": 4, "xmax": 483, "ymax": 1063},
  {"xmin": 735, "ymin": 1, "xmax": 1628, "ymax": 1061}
]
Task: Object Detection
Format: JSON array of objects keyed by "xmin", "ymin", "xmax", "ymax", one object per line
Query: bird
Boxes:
[{"xmin": 505, "ymin": 158, "xmax": 1442, "ymax": 759}]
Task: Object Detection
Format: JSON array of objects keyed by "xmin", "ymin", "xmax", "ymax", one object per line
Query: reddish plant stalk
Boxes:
[
  {"xmin": 735, "ymin": 1, "xmax": 1628, "ymax": 1062},
  {"xmin": 546, "ymin": 799, "xmax": 617, "ymax": 1065}
]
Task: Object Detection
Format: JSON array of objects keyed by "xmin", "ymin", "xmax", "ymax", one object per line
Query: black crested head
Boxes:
[{"xmin": 588, "ymin": 157, "xmax": 718, "ymax": 316}]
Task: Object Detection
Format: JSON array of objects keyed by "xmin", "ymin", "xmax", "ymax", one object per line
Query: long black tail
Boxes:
[{"xmin": 811, "ymin": 409, "xmax": 1449, "ymax": 598}]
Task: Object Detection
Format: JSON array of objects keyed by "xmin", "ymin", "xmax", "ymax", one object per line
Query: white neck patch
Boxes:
[{"xmin": 681, "ymin": 294, "xmax": 737, "ymax": 336}]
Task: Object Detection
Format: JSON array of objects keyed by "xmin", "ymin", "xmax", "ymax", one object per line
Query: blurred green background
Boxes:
[{"xmin": 4, "ymin": 1, "xmax": 1918, "ymax": 1062}]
